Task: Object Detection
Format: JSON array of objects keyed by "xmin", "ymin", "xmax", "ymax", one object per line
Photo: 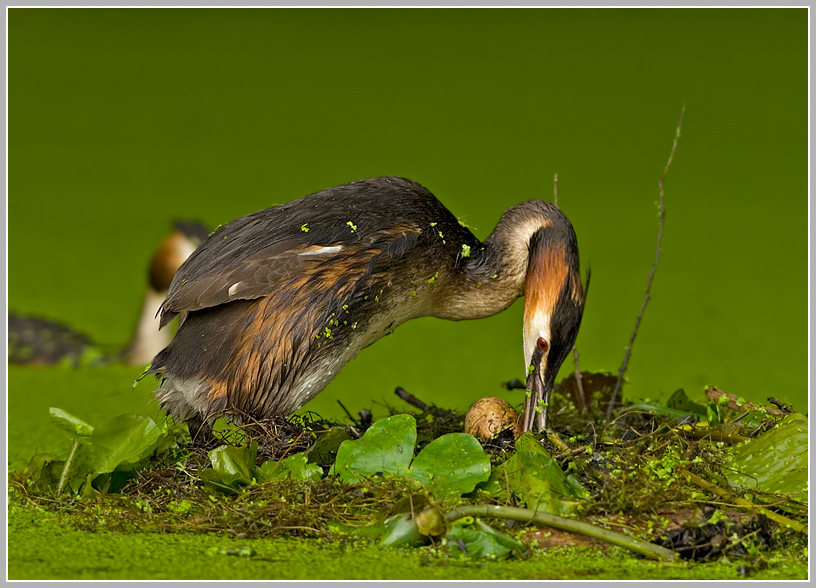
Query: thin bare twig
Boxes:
[
  {"xmin": 553, "ymin": 173, "xmax": 559, "ymax": 207},
  {"xmin": 608, "ymin": 105, "xmax": 686, "ymax": 419},
  {"xmin": 572, "ymin": 346, "xmax": 586, "ymax": 414},
  {"xmin": 394, "ymin": 386, "xmax": 429, "ymax": 411}
]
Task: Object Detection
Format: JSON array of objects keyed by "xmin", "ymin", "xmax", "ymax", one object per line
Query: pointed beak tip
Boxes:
[{"xmin": 522, "ymin": 367, "xmax": 546, "ymax": 433}]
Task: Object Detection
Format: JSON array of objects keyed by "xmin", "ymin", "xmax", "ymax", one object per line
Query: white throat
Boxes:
[
  {"xmin": 523, "ymin": 309, "xmax": 551, "ymax": 372},
  {"xmin": 121, "ymin": 287, "xmax": 173, "ymax": 366}
]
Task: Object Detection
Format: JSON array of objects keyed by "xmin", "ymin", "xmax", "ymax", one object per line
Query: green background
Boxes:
[{"xmin": 9, "ymin": 8, "xmax": 807, "ymax": 461}]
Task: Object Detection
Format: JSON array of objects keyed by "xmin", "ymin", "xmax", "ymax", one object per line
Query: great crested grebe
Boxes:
[
  {"xmin": 9, "ymin": 221, "xmax": 209, "ymax": 367},
  {"xmin": 149, "ymin": 177, "xmax": 587, "ymax": 434}
]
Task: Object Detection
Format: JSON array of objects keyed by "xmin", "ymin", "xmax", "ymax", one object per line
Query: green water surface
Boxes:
[{"xmin": 7, "ymin": 7, "xmax": 808, "ymax": 581}]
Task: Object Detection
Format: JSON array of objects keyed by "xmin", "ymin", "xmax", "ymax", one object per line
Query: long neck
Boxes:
[
  {"xmin": 119, "ymin": 287, "xmax": 173, "ymax": 366},
  {"xmin": 434, "ymin": 200, "xmax": 561, "ymax": 320}
]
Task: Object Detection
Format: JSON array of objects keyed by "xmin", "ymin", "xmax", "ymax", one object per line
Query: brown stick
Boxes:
[
  {"xmin": 608, "ymin": 105, "xmax": 686, "ymax": 419},
  {"xmin": 394, "ymin": 386, "xmax": 429, "ymax": 411},
  {"xmin": 767, "ymin": 397, "xmax": 793, "ymax": 414},
  {"xmin": 705, "ymin": 387, "xmax": 783, "ymax": 416},
  {"xmin": 553, "ymin": 173, "xmax": 559, "ymax": 208},
  {"xmin": 681, "ymin": 427, "xmax": 751, "ymax": 444}
]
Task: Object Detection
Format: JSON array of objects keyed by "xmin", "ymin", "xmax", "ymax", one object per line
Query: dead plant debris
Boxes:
[{"xmin": 9, "ymin": 375, "xmax": 807, "ymax": 565}]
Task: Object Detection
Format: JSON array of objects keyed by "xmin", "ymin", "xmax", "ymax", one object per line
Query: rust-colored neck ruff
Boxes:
[{"xmin": 524, "ymin": 241, "xmax": 569, "ymax": 322}]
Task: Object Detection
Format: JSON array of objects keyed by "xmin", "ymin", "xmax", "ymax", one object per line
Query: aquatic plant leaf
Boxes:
[
  {"xmin": 49, "ymin": 407, "xmax": 94, "ymax": 437},
  {"xmin": 623, "ymin": 403, "xmax": 698, "ymax": 421},
  {"xmin": 444, "ymin": 519, "xmax": 526, "ymax": 559},
  {"xmin": 201, "ymin": 442, "xmax": 260, "ymax": 492},
  {"xmin": 378, "ymin": 514, "xmax": 427, "ymax": 548},
  {"xmin": 666, "ymin": 389, "xmax": 708, "ymax": 417},
  {"xmin": 330, "ymin": 414, "xmax": 417, "ymax": 482},
  {"xmin": 499, "ymin": 433, "xmax": 589, "ymax": 516},
  {"xmin": 20, "ymin": 411, "xmax": 179, "ymax": 495},
  {"xmin": 306, "ymin": 426, "xmax": 352, "ymax": 466},
  {"xmin": 154, "ymin": 421, "xmax": 188, "ymax": 455},
  {"xmin": 86, "ymin": 414, "xmax": 163, "ymax": 474},
  {"xmin": 16, "ymin": 453, "xmax": 66, "ymax": 494},
  {"xmin": 723, "ymin": 413, "xmax": 808, "ymax": 503},
  {"xmin": 259, "ymin": 453, "xmax": 322, "ymax": 482},
  {"xmin": 406, "ymin": 433, "xmax": 491, "ymax": 498}
]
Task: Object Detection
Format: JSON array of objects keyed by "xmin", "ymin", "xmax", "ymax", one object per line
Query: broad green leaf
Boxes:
[
  {"xmin": 406, "ymin": 433, "xmax": 491, "ymax": 498},
  {"xmin": 201, "ymin": 442, "xmax": 260, "ymax": 492},
  {"xmin": 33, "ymin": 411, "xmax": 172, "ymax": 494},
  {"xmin": 499, "ymin": 433, "xmax": 588, "ymax": 516},
  {"xmin": 444, "ymin": 519, "xmax": 526, "ymax": 559},
  {"xmin": 378, "ymin": 514, "xmax": 426, "ymax": 547},
  {"xmin": 623, "ymin": 403, "xmax": 697, "ymax": 421},
  {"xmin": 328, "ymin": 416, "xmax": 492, "ymax": 499},
  {"xmin": 330, "ymin": 414, "xmax": 416, "ymax": 482},
  {"xmin": 26, "ymin": 410, "xmax": 185, "ymax": 495},
  {"xmin": 259, "ymin": 453, "xmax": 322, "ymax": 482},
  {"xmin": 723, "ymin": 413, "xmax": 808, "ymax": 503},
  {"xmin": 17, "ymin": 453, "xmax": 65, "ymax": 494},
  {"xmin": 153, "ymin": 418, "xmax": 189, "ymax": 454},
  {"xmin": 666, "ymin": 389, "xmax": 708, "ymax": 417},
  {"xmin": 87, "ymin": 414, "xmax": 163, "ymax": 474},
  {"xmin": 307, "ymin": 426, "xmax": 352, "ymax": 465},
  {"xmin": 49, "ymin": 407, "xmax": 94, "ymax": 437}
]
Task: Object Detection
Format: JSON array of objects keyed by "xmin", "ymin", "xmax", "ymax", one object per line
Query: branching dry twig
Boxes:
[{"xmin": 608, "ymin": 106, "xmax": 686, "ymax": 419}]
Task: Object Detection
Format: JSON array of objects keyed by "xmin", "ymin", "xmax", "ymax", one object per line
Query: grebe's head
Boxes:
[
  {"xmin": 148, "ymin": 221, "xmax": 209, "ymax": 292},
  {"xmin": 521, "ymin": 210, "xmax": 587, "ymax": 432}
]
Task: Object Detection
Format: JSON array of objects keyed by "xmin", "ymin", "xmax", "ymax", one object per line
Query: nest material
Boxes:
[{"xmin": 9, "ymin": 376, "xmax": 806, "ymax": 563}]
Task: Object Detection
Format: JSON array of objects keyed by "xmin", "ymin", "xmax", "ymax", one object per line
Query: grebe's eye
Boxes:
[{"xmin": 537, "ymin": 337, "xmax": 549, "ymax": 352}]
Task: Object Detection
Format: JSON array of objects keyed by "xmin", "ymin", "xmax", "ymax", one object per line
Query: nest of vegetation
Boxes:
[{"xmin": 9, "ymin": 373, "xmax": 807, "ymax": 566}]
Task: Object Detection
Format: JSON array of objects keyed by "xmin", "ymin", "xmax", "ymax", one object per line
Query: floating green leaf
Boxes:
[
  {"xmin": 329, "ymin": 416, "xmax": 491, "ymax": 499},
  {"xmin": 86, "ymin": 414, "xmax": 163, "ymax": 475},
  {"xmin": 378, "ymin": 514, "xmax": 427, "ymax": 548},
  {"xmin": 722, "ymin": 413, "xmax": 808, "ymax": 504},
  {"xmin": 498, "ymin": 433, "xmax": 588, "ymax": 516},
  {"xmin": 49, "ymin": 407, "xmax": 94, "ymax": 438},
  {"xmin": 406, "ymin": 433, "xmax": 491, "ymax": 498},
  {"xmin": 665, "ymin": 388, "xmax": 708, "ymax": 417},
  {"xmin": 259, "ymin": 453, "xmax": 322, "ymax": 482},
  {"xmin": 444, "ymin": 519, "xmax": 526, "ymax": 559},
  {"xmin": 307, "ymin": 426, "xmax": 352, "ymax": 466},
  {"xmin": 24, "ymin": 409, "xmax": 184, "ymax": 495},
  {"xmin": 200, "ymin": 442, "xmax": 260, "ymax": 493},
  {"xmin": 330, "ymin": 414, "xmax": 416, "ymax": 482}
]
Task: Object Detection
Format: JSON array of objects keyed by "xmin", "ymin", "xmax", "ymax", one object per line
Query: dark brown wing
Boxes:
[
  {"xmin": 159, "ymin": 239, "xmax": 324, "ymax": 327},
  {"xmin": 158, "ymin": 176, "xmax": 477, "ymax": 328}
]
